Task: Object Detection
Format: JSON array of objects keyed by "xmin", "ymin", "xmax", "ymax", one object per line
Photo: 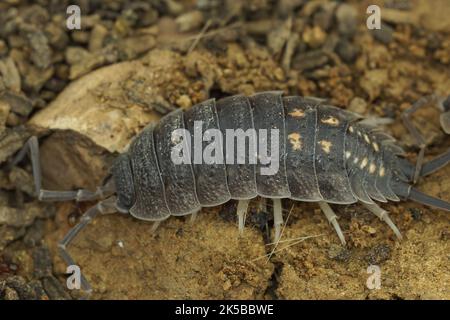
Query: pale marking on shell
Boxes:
[
  {"xmin": 319, "ymin": 140, "xmax": 332, "ymax": 154},
  {"xmin": 288, "ymin": 108, "xmax": 306, "ymax": 118},
  {"xmin": 373, "ymin": 142, "xmax": 380, "ymax": 152},
  {"xmin": 360, "ymin": 157, "xmax": 368, "ymax": 169},
  {"xmin": 321, "ymin": 116, "xmax": 340, "ymax": 126},
  {"xmin": 288, "ymin": 132, "xmax": 302, "ymax": 151}
]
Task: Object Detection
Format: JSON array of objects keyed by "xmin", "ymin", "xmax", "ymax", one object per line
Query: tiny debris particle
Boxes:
[
  {"xmin": 321, "ymin": 116, "xmax": 340, "ymax": 126},
  {"xmin": 345, "ymin": 151, "xmax": 351, "ymax": 159},
  {"xmin": 365, "ymin": 244, "xmax": 392, "ymax": 265},
  {"xmin": 379, "ymin": 166, "xmax": 386, "ymax": 177},
  {"xmin": 288, "ymin": 132, "xmax": 302, "ymax": 151},
  {"xmin": 364, "ymin": 134, "xmax": 371, "ymax": 144},
  {"xmin": 369, "ymin": 163, "xmax": 376, "ymax": 174},
  {"xmin": 319, "ymin": 140, "xmax": 332, "ymax": 153},
  {"xmin": 288, "ymin": 108, "xmax": 305, "ymax": 118},
  {"xmin": 353, "ymin": 157, "xmax": 359, "ymax": 164},
  {"xmin": 349, "ymin": 126, "xmax": 354, "ymax": 133},
  {"xmin": 176, "ymin": 94, "xmax": 192, "ymax": 109}
]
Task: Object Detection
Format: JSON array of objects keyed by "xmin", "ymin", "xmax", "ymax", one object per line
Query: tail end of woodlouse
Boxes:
[
  {"xmin": 392, "ymin": 180, "xmax": 450, "ymax": 212},
  {"xmin": 408, "ymin": 188, "xmax": 450, "ymax": 212}
]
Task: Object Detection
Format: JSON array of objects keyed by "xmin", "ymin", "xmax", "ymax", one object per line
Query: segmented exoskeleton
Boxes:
[{"xmin": 13, "ymin": 92, "xmax": 450, "ymax": 293}]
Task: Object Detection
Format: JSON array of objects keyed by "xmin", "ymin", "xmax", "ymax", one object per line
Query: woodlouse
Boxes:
[{"xmin": 12, "ymin": 91, "xmax": 450, "ymax": 293}]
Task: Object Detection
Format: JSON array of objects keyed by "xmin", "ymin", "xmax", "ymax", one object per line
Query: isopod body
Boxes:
[{"xmin": 111, "ymin": 91, "xmax": 448, "ymax": 222}]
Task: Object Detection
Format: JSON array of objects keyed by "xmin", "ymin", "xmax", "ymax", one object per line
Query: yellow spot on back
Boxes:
[
  {"xmin": 372, "ymin": 142, "xmax": 380, "ymax": 152},
  {"xmin": 288, "ymin": 108, "xmax": 305, "ymax": 118},
  {"xmin": 321, "ymin": 116, "xmax": 340, "ymax": 126},
  {"xmin": 379, "ymin": 166, "xmax": 385, "ymax": 177},
  {"xmin": 369, "ymin": 163, "xmax": 376, "ymax": 174},
  {"xmin": 364, "ymin": 134, "xmax": 370, "ymax": 144},
  {"xmin": 288, "ymin": 132, "xmax": 302, "ymax": 151},
  {"xmin": 345, "ymin": 151, "xmax": 351, "ymax": 159},
  {"xmin": 360, "ymin": 157, "xmax": 368, "ymax": 169},
  {"xmin": 319, "ymin": 140, "xmax": 332, "ymax": 153}
]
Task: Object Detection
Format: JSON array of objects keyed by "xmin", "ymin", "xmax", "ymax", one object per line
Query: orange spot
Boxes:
[
  {"xmin": 321, "ymin": 116, "xmax": 340, "ymax": 126},
  {"xmin": 319, "ymin": 140, "xmax": 332, "ymax": 153},
  {"xmin": 288, "ymin": 108, "xmax": 305, "ymax": 118},
  {"xmin": 288, "ymin": 133, "xmax": 302, "ymax": 151}
]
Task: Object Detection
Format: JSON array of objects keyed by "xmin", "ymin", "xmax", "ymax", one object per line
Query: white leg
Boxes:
[
  {"xmin": 236, "ymin": 199, "xmax": 250, "ymax": 235},
  {"xmin": 151, "ymin": 221, "xmax": 161, "ymax": 233},
  {"xmin": 362, "ymin": 202, "xmax": 402, "ymax": 240},
  {"xmin": 190, "ymin": 210, "xmax": 199, "ymax": 224},
  {"xmin": 272, "ymin": 198, "xmax": 283, "ymax": 243},
  {"xmin": 318, "ymin": 201, "xmax": 346, "ymax": 245}
]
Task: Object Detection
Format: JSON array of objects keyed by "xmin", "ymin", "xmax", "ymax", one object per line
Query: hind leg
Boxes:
[
  {"xmin": 59, "ymin": 196, "xmax": 117, "ymax": 295},
  {"xmin": 272, "ymin": 198, "xmax": 283, "ymax": 243},
  {"xmin": 401, "ymin": 94, "xmax": 450, "ymax": 183},
  {"xmin": 236, "ymin": 199, "xmax": 250, "ymax": 235},
  {"xmin": 420, "ymin": 148, "xmax": 450, "ymax": 177},
  {"xmin": 362, "ymin": 202, "xmax": 402, "ymax": 240},
  {"xmin": 401, "ymin": 95, "xmax": 438, "ymax": 184},
  {"xmin": 10, "ymin": 136, "xmax": 114, "ymax": 201},
  {"xmin": 318, "ymin": 202, "xmax": 346, "ymax": 245}
]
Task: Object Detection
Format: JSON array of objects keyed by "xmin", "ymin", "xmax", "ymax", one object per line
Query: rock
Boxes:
[
  {"xmin": 175, "ymin": 10, "xmax": 204, "ymax": 32},
  {"xmin": 0, "ymin": 99, "xmax": 11, "ymax": 134},
  {"xmin": 335, "ymin": 4, "xmax": 358, "ymax": 37},
  {"xmin": 27, "ymin": 31, "xmax": 52, "ymax": 69},
  {"xmin": 371, "ymin": 23, "xmax": 394, "ymax": 45},
  {"xmin": 293, "ymin": 50, "xmax": 329, "ymax": 71},
  {"xmin": 0, "ymin": 57, "xmax": 21, "ymax": 92},
  {"xmin": 0, "ymin": 126, "xmax": 29, "ymax": 164},
  {"xmin": 359, "ymin": 69, "xmax": 388, "ymax": 100},
  {"xmin": 348, "ymin": 97, "xmax": 368, "ymax": 114},
  {"xmin": 365, "ymin": 244, "xmax": 392, "ymax": 265},
  {"xmin": 302, "ymin": 26, "xmax": 327, "ymax": 48},
  {"xmin": 28, "ymin": 49, "xmax": 207, "ymax": 154},
  {"xmin": 335, "ymin": 39, "xmax": 359, "ymax": 63},
  {"xmin": 0, "ymin": 91, "xmax": 33, "ymax": 117},
  {"xmin": 89, "ymin": 24, "xmax": 109, "ymax": 52}
]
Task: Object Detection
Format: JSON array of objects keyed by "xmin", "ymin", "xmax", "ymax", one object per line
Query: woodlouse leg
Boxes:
[
  {"xmin": 401, "ymin": 94, "xmax": 438, "ymax": 184},
  {"xmin": 362, "ymin": 202, "xmax": 402, "ymax": 240},
  {"xmin": 190, "ymin": 210, "xmax": 199, "ymax": 224},
  {"xmin": 10, "ymin": 136, "xmax": 115, "ymax": 202},
  {"xmin": 151, "ymin": 221, "xmax": 161, "ymax": 233},
  {"xmin": 58, "ymin": 196, "xmax": 117, "ymax": 295},
  {"xmin": 438, "ymin": 95, "xmax": 450, "ymax": 134},
  {"xmin": 420, "ymin": 148, "xmax": 450, "ymax": 177},
  {"xmin": 236, "ymin": 199, "xmax": 250, "ymax": 235},
  {"xmin": 272, "ymin": 198, "xmax": 283, "ymax": 243},
  {"xmin": 318, "ymin": 202, "xmax": 346, "ymax": 246}
]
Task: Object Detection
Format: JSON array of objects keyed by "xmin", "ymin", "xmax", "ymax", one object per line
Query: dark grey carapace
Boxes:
[{"xmin": 112, "ymin": 91, "xmax": 449, "ymax": 238}]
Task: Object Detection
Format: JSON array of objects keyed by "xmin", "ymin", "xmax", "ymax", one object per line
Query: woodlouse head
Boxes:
[{"xmin": 111, "ymin": 154, "xmax": 135, "ymax": 213}]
